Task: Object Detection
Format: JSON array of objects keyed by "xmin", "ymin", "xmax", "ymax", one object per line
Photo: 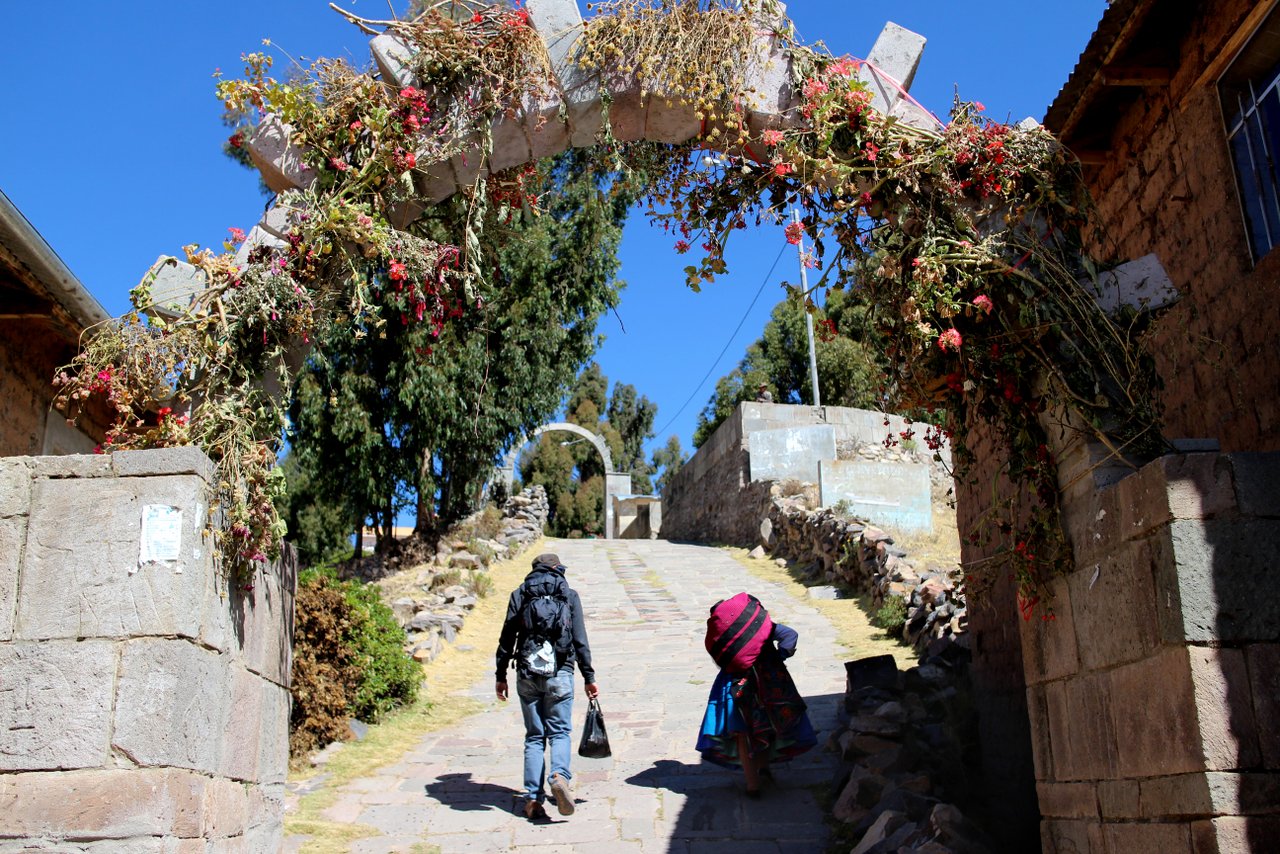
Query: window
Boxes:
[{"xmin": 1221, "ymin": 11, "xmax": 1280, "ymax": 261}]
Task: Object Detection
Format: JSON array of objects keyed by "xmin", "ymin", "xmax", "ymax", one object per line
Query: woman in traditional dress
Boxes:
[{"xmin": 697, "ymin": 596, "xmax": 817, "ymax": 797}]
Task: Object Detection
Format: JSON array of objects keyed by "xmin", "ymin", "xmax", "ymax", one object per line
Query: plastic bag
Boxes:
[{"xmin": 577, "ymin": 697, "xmax": 611, "ymax": 758}]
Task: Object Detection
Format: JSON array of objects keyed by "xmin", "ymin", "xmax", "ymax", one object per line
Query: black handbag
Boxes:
[{"xmin": 577, "ymin": 697, "xmax": 611, "ymax": 758}]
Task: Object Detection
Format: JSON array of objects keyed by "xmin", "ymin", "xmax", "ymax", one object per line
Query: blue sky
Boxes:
[{"xmin": 0, "ymin": 0, "xmax": 1106, "ymax": 465}]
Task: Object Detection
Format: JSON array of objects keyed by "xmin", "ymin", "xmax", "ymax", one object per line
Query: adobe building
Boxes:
[
  {"xmin": 957, "ymin": 2, "xmax": 1280, "ymax": 851},
  {"xmin": 0, "ymin": 189, "xmax": 110, "ymax": 455}
]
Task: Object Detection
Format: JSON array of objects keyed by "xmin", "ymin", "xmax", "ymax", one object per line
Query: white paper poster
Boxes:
[{"xmin": 139, "ymin": 504, "xmax": 183, "ymax": 566}]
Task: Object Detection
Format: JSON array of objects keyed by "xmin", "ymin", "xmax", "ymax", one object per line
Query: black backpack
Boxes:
[{"xmin": 518, "ymin": 569, "xmax": 574, "ymax": 675}]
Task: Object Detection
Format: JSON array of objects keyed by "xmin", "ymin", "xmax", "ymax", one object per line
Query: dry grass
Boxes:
[
  {"xmin": 724, "ymin": 546, "xmax": 917, "ymax": 670},
  {"xmin": 885, "ymin": 500, "xmax": 963, "ymax": 572},
  {"xmin": 285, "ymin": 540, "xmax": 544, "ymax": 853}
]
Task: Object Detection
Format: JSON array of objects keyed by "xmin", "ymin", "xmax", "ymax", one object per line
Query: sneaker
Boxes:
[
  {"xmin": 549, "ymin": 773, "xmax": 575, "ymax": 816},
  {"xmin": 523, "ymin": 799, "xmax": 549, "ymax": 821}
]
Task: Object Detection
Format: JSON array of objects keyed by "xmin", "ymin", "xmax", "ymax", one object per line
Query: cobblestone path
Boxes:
[{"xmin": 294, "ymin": 539, "xmax": 847, "ymax": 853}]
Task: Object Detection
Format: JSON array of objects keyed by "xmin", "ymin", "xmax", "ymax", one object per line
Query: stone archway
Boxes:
[{"xmin": 496, "ymin": 421, "xmax": 632, "ymax": 539}]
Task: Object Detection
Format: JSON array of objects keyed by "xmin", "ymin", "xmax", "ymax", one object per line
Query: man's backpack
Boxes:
[
  {"xmin": 518, "ymin": 568, "xmax": 574, "ymax": 676},
  {"xmin": 706, "ymin": 592, "xmax": 774, "ymax": 675}
]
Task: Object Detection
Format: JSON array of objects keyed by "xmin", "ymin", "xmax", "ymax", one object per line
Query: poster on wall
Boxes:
[{"xmin": 137, "ymin": 504, "xmax": 183, "ymax": 571}]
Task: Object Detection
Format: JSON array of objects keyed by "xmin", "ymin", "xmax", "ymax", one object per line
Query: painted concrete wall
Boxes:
[{"xmin": 0, "ymin": 448, "xmax": 295, "ymax": 852}]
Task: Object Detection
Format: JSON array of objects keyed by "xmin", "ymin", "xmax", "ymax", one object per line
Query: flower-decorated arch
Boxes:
[{"xmin": 56, "ymin": 0, "xmax": 1176, "ymax": 608}]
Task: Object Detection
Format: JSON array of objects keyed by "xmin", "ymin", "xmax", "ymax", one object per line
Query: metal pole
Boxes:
[{"xmin": 794, "ymin": 209, "xmax": 821, "ymax": 408}]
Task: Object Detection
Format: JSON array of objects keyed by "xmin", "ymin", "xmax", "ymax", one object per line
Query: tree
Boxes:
[
  {"xmin": 288, "ymin": 150, "xmax": 644, "ymax": 551},
  {"xmin": 651, "ymin": 435, "xmax": 687, "ymax": 497},
  {"xmin": 276, "ymin": 448, "xmax": 353, "ymax": 567},
  {"xmin": 692, "ymin": 289, "xmax": 886, "ymax": 447}
]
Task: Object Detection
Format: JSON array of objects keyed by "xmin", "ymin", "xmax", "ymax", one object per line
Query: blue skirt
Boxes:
[{"xmin": 696, "ymin": 663, "xmax": 817, "ymax": 768}]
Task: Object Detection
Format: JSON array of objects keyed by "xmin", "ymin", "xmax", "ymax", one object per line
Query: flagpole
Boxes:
[{"xmin": 793, "ymin": 209, "xmax": 821, "ymax": 408}]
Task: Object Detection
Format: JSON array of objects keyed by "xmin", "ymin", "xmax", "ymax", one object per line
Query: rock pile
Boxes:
[
  {"xmin": 764, "ymin": 491, "xmax": 967, "ymax": 656},
  {"xmin": 379, "ymin": 485, "xmax": 550, "ymax": 663},
  {"xmin": 829, "ymin": 654, "xmax": 993, "ymax": 853}
]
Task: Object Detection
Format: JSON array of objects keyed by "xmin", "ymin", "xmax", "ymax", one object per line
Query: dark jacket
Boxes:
[{"xmin": 495, "ymin": 562, "xmax": 595, "ymax": 683}]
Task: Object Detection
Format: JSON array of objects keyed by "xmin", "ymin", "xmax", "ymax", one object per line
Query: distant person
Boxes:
[
  {"xmin": 698, "ymin": 593, "xmax": 816, "ymax": 797},
  {"xmin": 496, "ymin": 553, "xmax": 599, "ymax": 821},
  {"xmin": 755, "ymin": 383, "xmax": 773, "ymax": 403}
]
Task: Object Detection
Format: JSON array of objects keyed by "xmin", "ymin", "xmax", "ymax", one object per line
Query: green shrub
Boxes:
[
  {"xmin": 289, "ymin": 566, "xmax": 420, "ymax": 757},
  {"xmin": 430, "ymin": 568, "xmax": 463, "ymax": 590},
  {"xmin": 873, "ymin": 596, "xmax": 908, "ymax": 637},
  {"xmin": 467, "ymin": 571, "xmax": 494, "ymax": 599}
]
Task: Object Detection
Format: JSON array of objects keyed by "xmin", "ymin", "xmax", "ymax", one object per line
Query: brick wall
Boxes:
[
  {"xmin": 0, "ymin": 449, "xmax": 295, "ymax": 852},
  {"xmin": 1080, "ymin": 1, "xmax": 1280, "ymax": 452}
]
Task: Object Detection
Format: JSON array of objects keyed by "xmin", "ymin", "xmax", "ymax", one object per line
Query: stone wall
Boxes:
[
  {"xmin": 1072, "ymin": 1, "xmax": 1280, "ymax": 453},
  {"xmin": 662, "ymin": 402, "xmax": 950, "ymax": 546},
  {"xmin": 1027, "ymin": 451, "xmax": 1280, "ymax": 851},
  {"xmin": 0, "ymin": 449, "xmax": 295, "ymax": 852}
]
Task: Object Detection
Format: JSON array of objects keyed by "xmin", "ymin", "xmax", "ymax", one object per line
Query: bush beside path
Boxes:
[{"xmin": 286, "ymin": 538, "xmax": 884, "ymax": 853}]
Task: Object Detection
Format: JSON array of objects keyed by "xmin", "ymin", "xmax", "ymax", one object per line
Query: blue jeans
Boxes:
[{"xmin": 515, "ymin": 666, "xmax": 574, "ymax": 802}]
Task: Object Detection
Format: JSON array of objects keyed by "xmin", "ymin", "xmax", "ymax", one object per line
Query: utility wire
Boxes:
[{"xmin": 652, "ymin": 242, "xmax": 788, "ymax": 438}]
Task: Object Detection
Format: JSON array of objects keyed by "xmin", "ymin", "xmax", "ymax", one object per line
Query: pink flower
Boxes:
[
  {"xmin": 973, "ymin": 294, "xmax": 993, "ymax": 315},
  {"xmin": 349, "ymin": 120, "xmax": 363, "ymax": 130},
  {"xmin": 937, "ymin": 328, "xmax": 963, "ymax": 352},
  {"xmin": 974, "ymin": 101, "xmax": 986, "ymax": 112},
  {"xmin": 400, "ymin": 87, "xmax": 420, "ymax": 100},
  {"xmin": 762, "ymin": 128, "xmax": 785, "ymax": 147},
  {"xmin": 829, "ymin": 57, "xmax": 861, "ymax": 77},
  {"xmin": 388, "ymin": 260, "xmax": 407, "ymax": 281},
  {"xmin": 329, "ymin": 156, "xmax": 350, "ymax": 172},
  {"xmin": 227, "ymin": 227, "xmax": 246, "ymax": 244},
  {"xmin": 674, "ymin": 240, "xmax": 690, "ymax": 253},
  {"xmin": 802, "ymin": 78, "xmax": 829, "ymax": 100},
  {"xmin": 773, "ymin": 162, "xmax": 794, "ymax": 177},
  {"xmin": 865, "ymin": 143, "xmax": 879, "ymax": 162},
  {"xmin": 404, "ymin": 114, "xmax": 420, "ymax": 132},
  {"xmin": 784, "ymin": 221, "xmax": 804, "ymax": 245}
]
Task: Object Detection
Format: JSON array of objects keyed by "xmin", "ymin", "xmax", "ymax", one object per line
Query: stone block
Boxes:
[
  {"xmin": 489, "ymin": 113, "xmax": 533, "ymax": 174},
  {"xmin": 1025, "ymin": 685, "xmax": 1054, "ymax": 781},
  {"xmin": 238, "ymin": 552, "xmax": 296, "ymax": 687},
  {"xmin": 1155, "ymin": 518, "xmax": 1280, "ymax": 644},
  {"xmin": 605, "ymin": 87, "xmax": 647, "ymax": 144},
  {"xmin": 1141, "ymin": 771, "xmax": 1280, "ymax": 819},
  {"xmin": 0, "ymin": 516, "xmax": 24, "ymax": 640},
  {"xmin": 370, "ymin": 32, "xmax": 415, "ymax": 87},
  {"xmin": 1040, "ymin": 819, "xmax": 1103, "ymax": 854},
  {"xmin": 1189, "ymin": 647, "xmax": 1261, "ymax": 771},
  {"xmin": 859, "ymin": 22, "xmax": 927, "ymax": 115},
  {"xmin": 202, "ymin": 777, "xmax": 249, "ymax": 839},
  {"xmin": 1246, "ymin": 644, "xmax": 1280, "ymax": 768},
  {"xmin": 257, "ymin": 682, "xmax": 291, "ymax": 785},
  {"xmin": 219, "ymin": 668, "xmax": 262, "ymax": 782},
  {"xmin": 414, "ymin": 161, "xmax": 460, "ymax": 205},
  {"xmin": 1164, "ymin": 454, "xmax": 1237, "ymax": 521},
  {"xmin": 17, "ymin": 476, "xmax": 211, "ymax": 640},
  {"xmin": 0, "ymin": 641, "xmax": 116, "ymax": 771},
  {"xmin": 644, "ymin": 98, "xmax": 700, "ymax": 145},
  {"xmin": 0, "ymin": 768, "xmax": 207, "ymax": 839},
  {"xmin": 142, "ymin": 257, "xmax": 206, "ymax": 320},
  {"xmin": 32, "ymin": 453, "xmax": 112, "ymax": 479},
  {"xmin": 1069, "ymin": 542, "xmax": 1160, "ymax": 672},
  {"xmin": 1019, "ymin": 575, "xmax": 1078, "ymax": 683},
  {"xmin": 1045, "ymin": 673, "xmax": 1118, "ymax": 781},
  {"xmin": 233, "ymin": 224, "xmax": 288, "ymax": 266},
  {"xmin": 1036, "ymin": 781, "xmax": 1099, "ymax": 819},
  {"xmin": 1230, "ymin": 452, "xmax": 1280, "ymax": 517},
  {"xmin": 1099, "ymin": 779, "xmax": 1141, "ymax": 819},
  {"xmin": 1192, "ymin": 816, "xmax": 1280, "ymax": 854},
  {"xmin": 1111, "ymin": 646, "xmax": 1202, "ymax": 778},
  {"xmin": 247, "ymin": 115, "xmax": 315, "ymax": 193},
  {"xmin": 113, "ymin": 639, "xmax": 231, "ymax": 774},
  {"xmin": 0, "ymin": 457, "xmax": 32, "ymax": 518},
  {"xmin": 111, "ymin": 448, "xmax": 215, "ymax": 483},
  {"xmin": 1103, "ymin": 821, "xmax": 1194, "ymax": 854}
]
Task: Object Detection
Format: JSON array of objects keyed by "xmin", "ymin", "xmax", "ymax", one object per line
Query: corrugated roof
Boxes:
[{"xmin": 1043, "ymin": 0, "xmax": 1149, "ymax": 137}]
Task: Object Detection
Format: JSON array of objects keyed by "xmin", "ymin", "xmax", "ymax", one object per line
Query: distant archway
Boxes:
[{"xmin": 497, "ymin": 422, "xmax": 631, "ymax": 538}]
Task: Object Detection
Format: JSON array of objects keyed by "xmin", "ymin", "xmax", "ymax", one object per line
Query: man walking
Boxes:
[{"xmin": 496, "ymin": 552, "xmax": 599, "ymax": 821}]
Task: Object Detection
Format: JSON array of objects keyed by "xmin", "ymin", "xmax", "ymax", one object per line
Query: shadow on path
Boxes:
[{"xmin": 424, "ymin": 772, "xmax": 522, "ymax": 814}]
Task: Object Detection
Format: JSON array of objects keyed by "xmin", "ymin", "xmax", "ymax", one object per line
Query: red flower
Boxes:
[
  {"xmin": 158, "ymin": 407, "xmax": 172, "ymax": 419},
  {"xmin": 349, "ymin": 120, "xmax": 363, "ymax": 130},
  {"xmin": 865, "ymin": 143, "xmax": 879, "ymax": 162},
  {"xmin": 784, "ymin": 221, "xmax": 804, "ymax": 245},
  {"xmin": 472, "ymin": 12, "xmax": 483, "ymax": 23},
  {"xmin": 388, "ymin": 260, "xmax": 407, "ymax": 281},
  {"xmin": 674, "ymin": 240, "xmax": 690, "ymax": 253},
  {"xmin": 937, "ymin": 328, "xmax": 963, "ymax": 352},
  {"xmin": 973, "ymin": 294, "xmax": 993, "ymax": 315},
  {"xmin": 400, "ymin": 86, "xmax": 420, "ymax": 100},
  {"xmin": 773, "ymin": 162, "xmax": 794, "ymax": 177},
  {"xmin": 228, "ymin": 132, "xmax": 244, "ymax": 149}
]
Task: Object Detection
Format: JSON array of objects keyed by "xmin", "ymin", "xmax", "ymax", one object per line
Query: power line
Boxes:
[{"xmin": 652, "ymin": 242, "xmax": 788, "ymax": 438}]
